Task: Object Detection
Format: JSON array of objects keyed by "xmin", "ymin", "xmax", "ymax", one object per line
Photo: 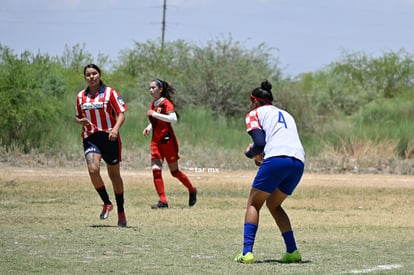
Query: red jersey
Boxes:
[
  {"xmin": 149, "ymin": 98, "xmax": 177, "ymax": 144},
  {"xmin": 76, "ymin": 85, "xmax": 127, "ymax": 139}
]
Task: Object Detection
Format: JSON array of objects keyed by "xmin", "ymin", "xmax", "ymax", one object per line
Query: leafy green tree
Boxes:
[
  {"xmin": 117, "ymin": 37, "xmax": 282, "ymax": 117},
  {"xmin": 0, "ymin": 45, "xmax": 66, "ymax": 151},
  {"xmin": 331, "ymin": 49, "xmax": 414, "ymax": 99},
  {"xmin": 304, "ymin": 49, "xmax": 414, "ymax": 116},
  {"xmin": 180, "ymin": 38, "xmax": 281, "ymax": 117},
  {"xmin": 60, "ymin": 43, "xmax": 93, "ymax": 71}
]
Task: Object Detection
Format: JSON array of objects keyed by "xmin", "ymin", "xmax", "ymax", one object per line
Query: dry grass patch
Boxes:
[{"xmin": 1, "ymin": 167, "xmax": 413, "ymax": 274}]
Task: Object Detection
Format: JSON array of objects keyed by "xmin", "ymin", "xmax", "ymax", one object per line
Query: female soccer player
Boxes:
[
  {"xmin": 234, "ymin": 80, "xmax": 305, "ymax": 263},
  {"xmin": 75, "ymin": 64, "xmax": 127, "ymax": 227},
  {"xmin": 143, "ymin": 79, "xmax": 197, "ymax": 209}
]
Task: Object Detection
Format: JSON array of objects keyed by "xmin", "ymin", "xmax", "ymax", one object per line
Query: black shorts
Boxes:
[{"xmin": 83, "ymin": 132, "xmax": 121, "ymax": 165}]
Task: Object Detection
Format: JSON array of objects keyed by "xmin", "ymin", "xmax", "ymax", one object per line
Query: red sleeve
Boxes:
[{"xmin": 164, "ymin": 99, "xmax": 175, "ymax": 114}]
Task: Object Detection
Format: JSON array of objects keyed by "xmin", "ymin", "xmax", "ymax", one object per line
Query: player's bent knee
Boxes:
[
  {"xmin": 88, "ymin": 166, "xmax": 100, "ymax": 176},
  {"xmin": 170, "ymin": 170, "xmax": 180, "ymax": 177}
]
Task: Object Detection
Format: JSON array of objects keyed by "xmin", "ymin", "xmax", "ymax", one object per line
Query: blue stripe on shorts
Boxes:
[{"xmin": 252, "ymin": 156, "xmax": 304, "ymax": 195}]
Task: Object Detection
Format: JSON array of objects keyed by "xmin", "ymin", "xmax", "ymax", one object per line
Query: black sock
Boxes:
[
  {"xmin": 96, "ymin": 186, "xmax": 111, "ymax": 205},
  {"xmin": 115, "ymin": 193, "xmax": 124, "ymax": 213}
]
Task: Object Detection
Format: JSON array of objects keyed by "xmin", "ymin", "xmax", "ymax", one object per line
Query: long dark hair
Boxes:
[
  {"xmin": 251, "ymin": 80, "xmax": 273, "ymax": 105},
  {"xmin": 153, "ymin": 79, "xmax": 176, "ymax": 104},
  {"xmin": 153, "ymin": 78, "xmax": 179, "ymax": 119}
]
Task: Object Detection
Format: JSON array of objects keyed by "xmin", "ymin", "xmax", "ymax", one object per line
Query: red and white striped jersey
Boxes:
[{"xmin": 76, "ymin": 85, "xmax": 127, "ymax": 139}]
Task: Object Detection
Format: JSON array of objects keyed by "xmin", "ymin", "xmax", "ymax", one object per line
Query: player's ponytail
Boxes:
[
  {"xmin": 153, "ymin": 79, "xmax": 173, "ymax": 100},
  {"xmin": 261, "ymin": 80, "xmax": 272, "ymax": 93}
]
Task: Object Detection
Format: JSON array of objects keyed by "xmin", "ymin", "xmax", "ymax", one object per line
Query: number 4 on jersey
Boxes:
[{"xmin": 278, "ymin": 111, "xmax": 287, "ymax": 128}]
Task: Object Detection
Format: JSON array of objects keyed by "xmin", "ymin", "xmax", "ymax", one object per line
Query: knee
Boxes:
[
  {"xmin": 265, "ymin": 199, "xmax": 271, "ymax": 209},
  {"xmin": 170, "ymin": 169, "xmax": 180, "ymax": 178},
  {"xmin": 88, "ymin": 165, "xmax": 100, "ymax": 177},
  {"xmin": 108, "ymin": 171, "xmax": 122, "ymax": 183},
  {"xmin": 266, "ymin": 199, "xmax": 280, "ymax": 210}
]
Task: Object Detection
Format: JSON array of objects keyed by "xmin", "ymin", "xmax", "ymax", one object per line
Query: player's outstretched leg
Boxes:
[{"xmin": 171, "ymin": 170, "xmax": 197, "ymax": 206}]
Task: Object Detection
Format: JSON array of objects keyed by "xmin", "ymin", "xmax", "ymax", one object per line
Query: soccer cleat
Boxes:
[
  {"xmin": 151, "ymin": 201, "xmax": 169, "ymax": 209},
  {"xmin": 100, "ymin": 204, "xmax": 113, "ymax": 220},
  {"xmin": 279, "ymin": 249, "xmax": 302, "ymax": 263},
  {"xmin": 117, "ymin": 211, "xmax": 127, "ymax": 227},
  {"xmin": 189, "ymin": 188, "xmax": 197, "ymax": 207},
  {"xmin": 234, "ymin": 252, "xmax": 254, "ymax": 264}
]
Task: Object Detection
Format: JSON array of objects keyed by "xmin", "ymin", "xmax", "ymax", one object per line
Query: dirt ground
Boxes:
[
  {"xmin": 2, "ymin": 165, "xmax": 414, "ymax": 188},
  {"xmin": 1, "ymin": 165, "xmax": 413, "ymax": 274}
]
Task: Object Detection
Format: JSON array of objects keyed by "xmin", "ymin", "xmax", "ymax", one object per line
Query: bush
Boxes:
[
  {"xmin": 0, "ymin": 46, "xmax": 66, "ymax": 151},
  {"xmin": 1, "ymin": 41, "xmax": 414, "ymax": 173}
]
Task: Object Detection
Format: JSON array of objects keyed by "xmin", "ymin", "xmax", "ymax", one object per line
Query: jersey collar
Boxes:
[
  {"xmin": 153, "ymin": 97, "xmax": 165, "ymax": 107},
  {"xmin": 85, "ymin": 83, "xmax": 106, "ymax": 96}
]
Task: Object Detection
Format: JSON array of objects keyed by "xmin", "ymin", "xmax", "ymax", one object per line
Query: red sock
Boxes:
[
  {"xmin": 153, "ymin": 170, "xmax": 167, "ymax": 203},
  {"xmin": 171, "ymin": 170, "xmax": 195, "ymax": 193}
]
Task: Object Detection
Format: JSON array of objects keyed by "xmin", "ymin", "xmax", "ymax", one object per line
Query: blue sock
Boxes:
[
  {"xmin": 282, "ymin": 230, "xmax": 297, "ymax": 253},
  {"xmin": 243, "ymin": 222, "xmax": 258, "ymax": 255}
]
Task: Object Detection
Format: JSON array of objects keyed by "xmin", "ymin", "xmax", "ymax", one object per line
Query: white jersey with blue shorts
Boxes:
[{"xmin": 245, "ymin": 105, "xmax": 305, "ymax": 195}]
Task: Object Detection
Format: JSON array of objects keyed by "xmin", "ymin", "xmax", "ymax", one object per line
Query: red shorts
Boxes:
[{"xmin": 151, "ymin": 138, "xmax": 180, "ymax": 164}]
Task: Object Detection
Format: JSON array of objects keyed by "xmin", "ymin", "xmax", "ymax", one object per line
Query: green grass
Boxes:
[{"xmin": 1, "ymin": 168, "xmax": 413, "ymax": 274}]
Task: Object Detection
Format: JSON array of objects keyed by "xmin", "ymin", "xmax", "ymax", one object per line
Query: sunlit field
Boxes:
[{"xmin": 1, "ymin": 166, "xmax": 413, "ymax": 274}]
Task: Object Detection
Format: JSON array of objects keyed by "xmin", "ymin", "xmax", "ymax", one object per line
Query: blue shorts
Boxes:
[
  {"xmin": 83, "ymin": 132, "xmax": 121, "ymax": 165},
  {"xmin": 252, "ymin": 156, "xmax": 304, "ymax": 195}
]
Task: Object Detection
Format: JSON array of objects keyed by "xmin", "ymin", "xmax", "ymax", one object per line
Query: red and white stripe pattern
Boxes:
[{"xmin": 76, "ymin": 86, "xmax": 127, "ymax": 139}]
